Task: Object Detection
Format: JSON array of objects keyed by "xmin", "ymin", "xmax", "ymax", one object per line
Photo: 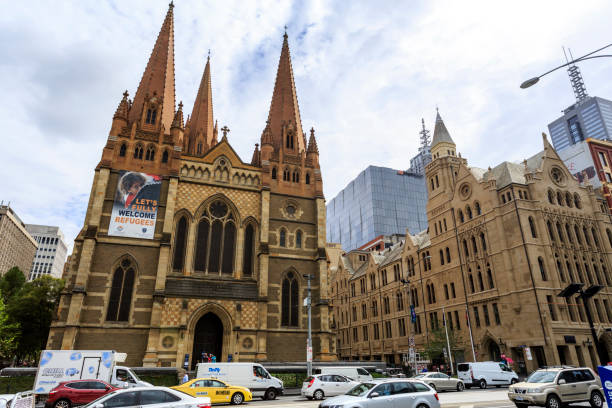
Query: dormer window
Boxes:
[
  {"xmin": 197, "ymin": 143, "xmax": 203, "ymax": 155},
  {"xmin": 145, "ymin": 108, "xmax": 157, "ymax": 124},
  {"xmin": 286, "ymin": 132, "xmax": 294, "ymax": 149}
]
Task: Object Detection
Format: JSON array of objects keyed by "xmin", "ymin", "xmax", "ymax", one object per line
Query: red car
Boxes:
[{"xmin": 46, "ymin": 379, "xmax": 119, "ymax": 408}]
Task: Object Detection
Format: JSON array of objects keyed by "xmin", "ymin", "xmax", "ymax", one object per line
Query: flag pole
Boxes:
[
  {"xmin": 466, "ymin": 305, "xmax": 476, "ymax": 362},
  {"xmin": 443, "ymin": 307, "xmax": 454, "ymax": 375}
]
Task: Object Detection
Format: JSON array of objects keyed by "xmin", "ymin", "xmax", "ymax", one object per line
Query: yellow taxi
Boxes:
[{"xmin": 172, "ymin": 378, "xmax": 252, "ymax": 405}]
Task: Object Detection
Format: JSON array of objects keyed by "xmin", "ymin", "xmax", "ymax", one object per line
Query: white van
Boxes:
[
  {"xmin": 313, "ymin": 366, "xmax": 373, "ymax": 382},
  {"xmin": 33, "ymin": 350, "xmax": 151, "ymax": 394},
  {"xmin": 457, "ymin": 361, "xmax": 519, "ymax": 389},
  {"xmin": 196, "ymin": 363, "xmax": 284, "ymax": 400}
]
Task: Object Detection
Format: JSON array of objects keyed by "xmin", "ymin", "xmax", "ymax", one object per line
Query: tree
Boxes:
[
  {"xmin": 6, "ymin": 275, "xmax": 64, "ymax": 362},
  {"xmin": 0, "ymin": 297, "xmax": 19, "ymax": 360},
  {"xmin": 424, "ymin": 326, "xmax": 462, "ymax": 364},
  {"xmin": 0, "ymin": 267, "xmax": 26, "ymax": 303}
]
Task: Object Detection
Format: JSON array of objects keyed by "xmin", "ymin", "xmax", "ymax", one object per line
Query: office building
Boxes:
[
  {"xmin": 0, "ymin": 204, "xmax": 37, "ymax": 277},
  {"xmin": 327, "ymin": 165, "xmax": 428, "ymax": 251},
  {"xmin": 26, "ymin": 224, "xmax": 68, "ymax": 280}
]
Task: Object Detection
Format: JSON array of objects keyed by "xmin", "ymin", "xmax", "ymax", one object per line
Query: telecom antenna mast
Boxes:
[{"xmin": 563, "ymin": 47, "xmax": 588, "ymax": 103}]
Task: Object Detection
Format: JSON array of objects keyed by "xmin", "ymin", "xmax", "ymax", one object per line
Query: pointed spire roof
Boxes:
[
  {"xmin": 186, "ymin": 55, "xmax": 214, "ymax": 148},
  {"xmin": 431, "ymin": 109, "xmax": 455, "ymax": 146},
  {"xmin": 172, "ymin": 101, "xmax": 184, "ymax": 129},
  {"xmin": 114, "ymin": 90, "xmax": 130, "ymax": 120},
  {"xmin": 128, "ymin": 3, "xmax": 176, "ymax": 130},
  {"xmin": 266, "ymin": 32, "xmax": 305, "ymax": 151},
  {"xmin": 251, "ymin": 143, "xmax": 261, "ymax": 166},
  {"xmin": 307, "ymin": 127, "xmax": 319, "ymax": 154}
]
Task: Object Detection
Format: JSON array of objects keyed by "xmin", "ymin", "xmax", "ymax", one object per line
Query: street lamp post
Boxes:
[
  {"xmin": 520, "ymin": 43, "xmax": 612, "ymax": 89},
  {"xmin": 303, "ymin": 273, "xmax": 314, "ymax": 377},
  {"xmin": 557, "ymin": 283, "xmax": 607, "ymax": 365}
]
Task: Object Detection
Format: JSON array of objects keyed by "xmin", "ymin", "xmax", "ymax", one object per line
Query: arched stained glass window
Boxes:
[
  {"xmin": 282, "ymin": 272, "xmax": 299, "ymax": 326},
  {"xmin": 172, "ymin": 216, "xmax": 188, "ymax": 270},
  {"xmin": 106, "ymin": 258, "xmax": 135, "ymax": 322},
  {"xmin": 243, "ymin": 224, "xmax": 255, "ymax": 277},
  {"xmin": 193, "ymin": 200, "xmax": 237, "ymax": 275}
]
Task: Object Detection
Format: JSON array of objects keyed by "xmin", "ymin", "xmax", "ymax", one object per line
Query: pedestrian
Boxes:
[
  {"xmin": 201, "ymin": 351, "xmax": 206, "ymax": 363},
  {"xmin": 212, "ymin": 354, "xmax": 217, "ymax": 363},
  {"xmin": 207, "ymin": 354, "xmax": 212, "ymax": 363},
  {"xmin": 182, "ymin": 372, "xmax": 189, "ymax": 384}
]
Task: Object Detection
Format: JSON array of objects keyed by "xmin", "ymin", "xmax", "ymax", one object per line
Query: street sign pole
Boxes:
[{"xmin": 304, "ymin": 274, "xmax": 314, "ymax": 377}]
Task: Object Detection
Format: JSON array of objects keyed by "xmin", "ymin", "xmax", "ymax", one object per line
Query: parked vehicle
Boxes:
[
  {"xmin": 313, "ymin": 366, "xmax": 373, "ymax": 382},
  {"xmin": 195, "ymin": 363, "xmax": 283, "ymax": 400},
  {"xmin": 34, "ymin": 350, "xmax": 151, "ymax": 395},
  {"xmin": 320, "ymin": 379, "xmax": 440, "ymax": 408},
  {"xmin": 45, "ymin": 379, "xmax": 119, "ymax": 408},
  {"xmin": 457, "ymin": 361, "xmax": 519, "ymax": 389},
  {"xmin": 386, "ymin": 368, "xmax": 407, "ymax": 378},
  {"xmin": 301, "ymin": 374, "xmax": 360, "ymax": 400},
  {"xmin": 508, "ymin": 366, "xmax": 604, "ymax": 408},
  {"xmin": 413, "ymin": 372, "xmax": 465, "ymax": 391},
  {"xmin": 171, "ymin": 377, "xmax": 252, "ymax": 405},
  {"xmin": 0, "ymin": 394, "xmax": 14, "ymax": 408},
  {"xmin": 82, "ymin": 386, "xmax": 211, "ymax": 408}
]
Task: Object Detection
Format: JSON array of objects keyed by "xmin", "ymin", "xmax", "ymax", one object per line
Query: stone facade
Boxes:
[
  {"xmin": 47, "ymin": 4, "xmax": 334, "ymax": 368},
  {"xmin": 331, "ymin": 112, "xmax": 612, "ymax": 375},
  {"xmin": 0, "ymin": 205, "xmax": 37, "ymax": 277}
]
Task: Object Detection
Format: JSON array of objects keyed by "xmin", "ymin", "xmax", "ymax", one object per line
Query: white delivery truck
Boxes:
[
  {"xmin": 196, "ymin": 363, "xmax": 283, "ymax": 400},
  {"xmin": 34, "ymin": 350, "xmax": 152, "ymax": 395}
]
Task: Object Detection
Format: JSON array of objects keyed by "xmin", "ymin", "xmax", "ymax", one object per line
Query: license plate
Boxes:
[{"xmin": 515, "ymin": 396, "xmax": 523, "ymax": 401}]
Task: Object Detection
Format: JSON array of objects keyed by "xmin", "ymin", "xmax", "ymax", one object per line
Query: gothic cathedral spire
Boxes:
[
  {"xmin": 185, "ymin": 55, "xmax": 214, "ymax": 155},
  {"xmin": 127, "ymin": 3, "xmax": 176, "ymax": 132},
  {"xmin": 264, "ymin": 32, "xmax": 305, "ymax": 152}
]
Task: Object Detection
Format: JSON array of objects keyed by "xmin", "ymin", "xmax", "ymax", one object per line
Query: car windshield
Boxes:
[
  {"xmin": 346, "ymin": 383, "xmax": 375, "ymax": 396},
  {"xmin": 83, "ymin": 390, "xmax": 120, "ymax": 407},
  {"xmin": 525, "ymin": 371, "xmax": 557, "ymax": 383}
]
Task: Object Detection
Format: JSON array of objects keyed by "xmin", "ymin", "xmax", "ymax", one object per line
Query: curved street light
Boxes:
[{"xmin": 520, "ymin": 43, "xmax": 612, "ymax": 89}]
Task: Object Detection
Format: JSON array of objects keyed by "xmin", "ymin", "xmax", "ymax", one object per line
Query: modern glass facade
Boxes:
[
  {"xmin": 327, "ymin": 165, "xmax": 428, "ymax": 251},
  {"xmin": 548, "ymin": 96, "xmax": 612, "ymax": 152}
]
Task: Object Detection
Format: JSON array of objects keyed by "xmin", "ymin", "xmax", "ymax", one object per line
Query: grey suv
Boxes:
[
  {"xmin": 319, "ymin": 379, "xmax": 440, "ymax": 408},
  {"xmin": 508, "ymin": 367, "xmax": 603, "ymax": 408}
]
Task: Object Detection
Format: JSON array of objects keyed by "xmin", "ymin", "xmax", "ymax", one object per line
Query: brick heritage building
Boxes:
[
  {"xmin": 0, "ymin": 205, "xmax": 37, "ymax": 277},
  {"xmin": 48, "ymin": 4, "xmax": 334, "ymax": 368},
  {"xmin": 330, "ymin": 112, "xmax": 612, "ymax": 374}
]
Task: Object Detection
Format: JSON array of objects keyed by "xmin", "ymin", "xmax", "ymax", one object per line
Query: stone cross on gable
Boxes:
[{"xmin": 221, "ymin": 126, "xmax": 230, "ymax": 138}]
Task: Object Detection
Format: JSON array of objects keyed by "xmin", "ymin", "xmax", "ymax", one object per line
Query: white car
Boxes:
[
  {"xmin": 82, "ymin": 386, "xmax": 211, "ymax": 408},
  {"xmin": 301, "ymin": 374, "xmax": 360, "ymax": 400},
  {"xmin": 0, "ymin": 394, "xmax": 14, "ymax": 408}
]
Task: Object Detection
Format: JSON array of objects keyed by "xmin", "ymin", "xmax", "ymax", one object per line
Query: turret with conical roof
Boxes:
[
  {"xmin": 431, "ymin": 109, "xmax": 456, "ymax": 160},
  {"xmin": 185, "ymin": 55, "xmax": 214, "ymax": 156}
]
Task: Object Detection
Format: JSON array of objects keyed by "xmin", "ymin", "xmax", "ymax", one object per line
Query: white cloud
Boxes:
[{"xmin": 1, "ymin": 0, "xmax": 611, "ymax": 253}]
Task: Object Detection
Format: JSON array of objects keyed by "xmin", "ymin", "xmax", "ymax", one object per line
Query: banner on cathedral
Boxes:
[{"xmin": 108, "ymin": 171, "xmax": 162, "ymax": 240}]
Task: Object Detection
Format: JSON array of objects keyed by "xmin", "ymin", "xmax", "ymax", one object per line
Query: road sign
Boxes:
[
  {"xmin": 409, "ymin": 337, "xmax": 415, "ymax": 347},
  {"xmin": 307, "ymin": 346, "xmax": 313, "ymax": 362},
  {"xmin": 524, "ymin": 347, "xmax": 532, "ymax": 361},
  {"xmin": 409, "ymin": 348, "xmax": 415, "ymax": 358},
  {"xmin": 597, "ymin": 366, "xmax": 612, "ymax": 407}
]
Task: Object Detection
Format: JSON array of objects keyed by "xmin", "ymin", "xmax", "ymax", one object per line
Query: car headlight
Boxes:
[{"xmin": 527, "ymin": 388, "xmax": 542, "ymax": 393}]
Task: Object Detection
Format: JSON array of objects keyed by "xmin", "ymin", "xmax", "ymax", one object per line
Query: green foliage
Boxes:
[
  {"xmin": 0, "ymin": 375, "xmax": 35, "ymax": 394},
  {"xmin": 138, "ymin": 374, "xmax": 179, "ymax": 387},
  {"xmin": 3, "ymin": 275, "xmax": 64, "ymax": 362},
  {"xmin": 271, "ymin": 373, "xmax": 308, "ymax": 387},
  {"xmin": 0, "ymin": 298, "xmax": 20, "ymax": 359},
  {"xmin": 0, "ymin": 267, "xmax": 26, "ymax": 303},
  {"xmin": 424, "ymin": 327, "xmax": 461, "ymax": 361}
]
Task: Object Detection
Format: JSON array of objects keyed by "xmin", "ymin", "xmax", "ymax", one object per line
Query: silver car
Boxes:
[
  {"xmin": 82, "ymin": 386, "xmax": 211, "ymax": 408},
  {"xmin": 320, "ymin": 379, "xmax": 440, "ymax": 408},
  {"xmin": 413, "ymin": 372, "xmax": 465, "ymax": 392}
]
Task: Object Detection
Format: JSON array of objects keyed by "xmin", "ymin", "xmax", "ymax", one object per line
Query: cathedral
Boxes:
[{"xmin": 47, "ymin": 3, "xmax": 334, "ymax": 368}]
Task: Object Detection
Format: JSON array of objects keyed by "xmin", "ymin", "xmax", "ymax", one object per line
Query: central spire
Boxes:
[
  {"xmin": 128, "ymin": 3, "xmax": 176, "ymax": 131},
  {"xmin": 265, "ymin": 31, "xmax": 305, "ymax": 152},
  {"xmin": 185, "ymin": 55, "xmax": 214, "ymax": 154}
]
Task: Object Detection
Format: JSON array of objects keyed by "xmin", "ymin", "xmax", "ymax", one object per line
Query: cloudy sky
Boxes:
[{"xmin": 1, "ymin": 0, "xmax": 611, "ymax": 253}]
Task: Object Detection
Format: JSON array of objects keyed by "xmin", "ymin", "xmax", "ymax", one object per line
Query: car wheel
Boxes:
[
  {"xmin": 54, "ymin": 399, "xmax": 71, "ymax": 408},
  {"xmin": 313, "ymin": 389, "xmax": 324, "ymax": 400},
  {"xmin": 457, "ymin": 382, "xmax": 465, "ymax": 392},
  {"xmin": 479, "ymin": 379, "xmax": 487, "ymax": 389},
  {"xmin": 545, "ymin": 394, "xmax": 561, "ymax": 408},
  {"xmin": 264, "ymin": 388, "xmax": 277, "ymax": 400},
  {"xmin": 429, "ymin": 383, "xmax": 437, "ymax": 391},
  {"xmin": 589, "ymin": 390, "xmax": 604, "ymax": 408},
  {"xmin": 231, "ymin": 392, "xmax": 244, "ymax": 405},
  {"xmin": 511, "ymin": 378, "xmax": 518, "ymax": 385}
]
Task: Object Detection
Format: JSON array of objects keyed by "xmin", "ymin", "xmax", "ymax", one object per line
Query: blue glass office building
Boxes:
[
  {"xmin": 548, "ymin": 96, "xmax": 612, "ymax": 152},
  {"xmin": 326, "ymin": 165, "xmax": 428, "ymax": 251}
]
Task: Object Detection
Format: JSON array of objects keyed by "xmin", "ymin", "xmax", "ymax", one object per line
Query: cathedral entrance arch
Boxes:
[{"xmin": 192, "ymin": 313, "xmax": 223, "ymax": 369}]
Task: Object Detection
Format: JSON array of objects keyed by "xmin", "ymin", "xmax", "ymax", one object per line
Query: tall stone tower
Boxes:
[{"xmin": 48, "ymin": 3, "xmax": 334, "ymax": 368}]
